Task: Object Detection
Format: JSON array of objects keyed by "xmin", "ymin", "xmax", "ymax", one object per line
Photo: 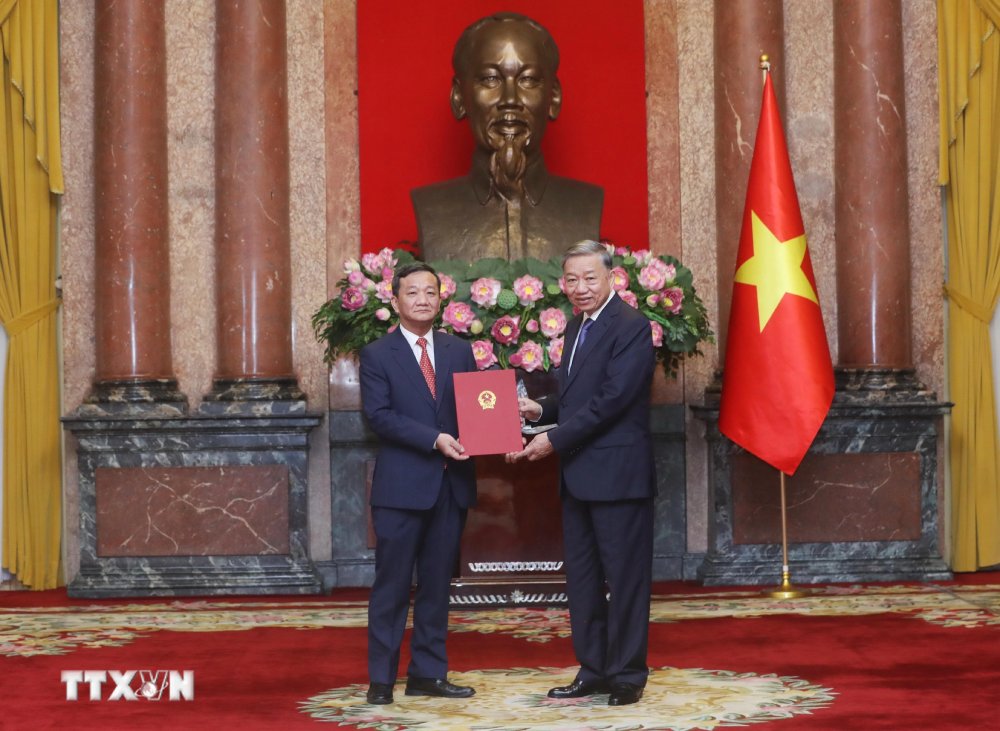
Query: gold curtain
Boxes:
[
  {"xmin": 0, "ymin": 0, "xmax": 63, "ymax": 589},
  {"xmin": 940, "ymin": 0, "xmax": 1000, "ymax": 571}
]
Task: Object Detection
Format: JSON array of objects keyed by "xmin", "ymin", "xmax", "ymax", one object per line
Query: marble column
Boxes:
[
  {"xmin": 203, "ymin": 0, "xmax": 304, "ymax": 409},
  {"xmin": 713, "ymin": 0, "xmax": 783, "ymax": 352},
  {"xmin": 66, "ymin": 0, "xmax": 320, "ymax": 598},
  {"xmin": 833, "ymin": 0, "xmax": 911, "ymax": 374},
  {"xmin": 85, "ymin": 0, "xmax": 185, "ymax": 415},
  {"xmin": 696, "ymin": 0, "xmax": 949, "ymax": 586}
]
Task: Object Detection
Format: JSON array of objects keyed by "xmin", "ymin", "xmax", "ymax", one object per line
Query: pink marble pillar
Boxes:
[
  {"xmin": 208, "ymin": 0, "xmax": 302, "ymax": 403},
  {"xmin": 713, "ymin": 0, "xmax": 784, "ymax": 355},
  {"xmin": 833, "ymin": 1, "xmax": 911, "ymax": 369},
  {"xmin": 89, "ymin": 0, "xmax": 184, "ymax": 411}
]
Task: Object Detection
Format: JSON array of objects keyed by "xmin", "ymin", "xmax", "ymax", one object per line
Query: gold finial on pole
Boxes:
[{"xmin": 760, "ymin": 54, "xmax": 771, "ymax": 84}]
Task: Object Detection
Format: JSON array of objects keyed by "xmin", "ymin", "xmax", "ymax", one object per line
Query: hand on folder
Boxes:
[
  {"xmin": 434, "ymin": 433, "xmax": 469, "ymax": 461},
  {"xmin": 505, "ymin": 397, "xmax": 554, "ymax": 463}
]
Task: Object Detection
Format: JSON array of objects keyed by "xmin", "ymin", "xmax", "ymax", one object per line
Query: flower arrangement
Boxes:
[{"xmin": 312, "ymin": 244, "xmax": 713, "ymax": 377}]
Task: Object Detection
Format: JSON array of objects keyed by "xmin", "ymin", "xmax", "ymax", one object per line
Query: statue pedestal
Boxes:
[{"xmin": 450, "ymin": 455, "xmax": 567, "ymax": 607}]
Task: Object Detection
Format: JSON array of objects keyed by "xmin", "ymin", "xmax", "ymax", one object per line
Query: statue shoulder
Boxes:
[
  {"xmin": 547, "ymin": 175, "xmax": 603, "ymax": 207},
  {"xmin": 411, "ymin": 177, "xmax": 474, "ymax": 208}
]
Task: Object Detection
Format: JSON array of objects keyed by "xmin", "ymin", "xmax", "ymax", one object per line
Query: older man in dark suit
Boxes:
[
  {"xmin": 360, "ymin": 262, "xmax": 478, "ymax": 705},
  {"xmin": 509, "ymin": 239, "xmax": 656, "ymax": 706}
]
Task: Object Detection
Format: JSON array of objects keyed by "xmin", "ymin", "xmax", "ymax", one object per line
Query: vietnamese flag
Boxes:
[{"xmin": 719, "ymin": 72, "xmax": 834, "ymax": 476}]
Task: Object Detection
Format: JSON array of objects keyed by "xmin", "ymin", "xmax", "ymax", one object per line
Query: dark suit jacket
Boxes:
[
  {"xmin": 539, "ymin": 294, "xmax": 657, "ymax": 501},
  {"xmin": 359, "ymin": 328, "xmax": 478, "ymax": 510}
]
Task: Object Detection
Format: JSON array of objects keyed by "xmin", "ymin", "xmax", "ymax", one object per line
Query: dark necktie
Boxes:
[
  {"xmin": 416, "ymin": 337, "xmax": 436, "ymax": 398},
  {"xmin": 571, "ymin": 319, "xmax": 593, "ymax": 372}
]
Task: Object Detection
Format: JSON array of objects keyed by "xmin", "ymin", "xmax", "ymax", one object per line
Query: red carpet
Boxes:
[{"xmin": 1, "ymin": 575, "xmax": 998, "ymax": 730}]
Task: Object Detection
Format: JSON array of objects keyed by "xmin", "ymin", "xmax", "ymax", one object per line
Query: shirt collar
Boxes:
[
  {"xmin": 398, "ymin": 324, "xmax": 434, "ymax": 350},
  {"xmin": 583, "ymin": 290, "xmax": 616, "ymax": 324},
  {"xmin": 469, "ymin": 149, "xmax": 550, "ymax": 206}
]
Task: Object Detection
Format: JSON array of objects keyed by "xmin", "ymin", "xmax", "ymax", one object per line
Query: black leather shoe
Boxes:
[
  {"xmin": 366, "ymin": 682, "xmax": 393, "ymax": 705},
  {"xmin": 608, "ymin": 682, "xmax": 643, "ymax": 706},
  {"xmin": 547, "ymin": 678, "xmax": 611, "ymax": 699},
  {"xmin": 404, "ymin": 677, "xmax": 475, "ymax": 698}
]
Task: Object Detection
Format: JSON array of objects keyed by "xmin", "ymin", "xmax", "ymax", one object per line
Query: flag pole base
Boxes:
[{"xmin": 764, "ymin": 571, "xmax": 810, "ymax": 600}]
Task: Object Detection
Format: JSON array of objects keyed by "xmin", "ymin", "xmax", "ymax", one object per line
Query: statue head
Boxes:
[{"xmin": 450, "ymin": 13, "xmax": 562, "ymax": 197}]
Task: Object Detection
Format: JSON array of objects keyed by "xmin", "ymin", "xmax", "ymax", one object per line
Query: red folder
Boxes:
[{"xmin": 453, "ymin": 369, "xmax": 524, "ymax": 456}]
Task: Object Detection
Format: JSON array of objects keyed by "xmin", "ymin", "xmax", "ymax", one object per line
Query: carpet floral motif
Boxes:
[
  {"xmin": 2, "ymin": 584, "xmax": 998, "ymax": 657},
  {"xmin": 300, "ymin": 665, "xmax": 835, "ymax": 730}
]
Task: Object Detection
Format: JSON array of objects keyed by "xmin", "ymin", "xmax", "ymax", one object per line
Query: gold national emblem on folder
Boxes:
[{"xmin": 477, "ymin": 390, "xmax": 496, "ymax": 410}]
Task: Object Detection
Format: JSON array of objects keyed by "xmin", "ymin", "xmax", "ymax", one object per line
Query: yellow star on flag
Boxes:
[{"xmin": 734, "ymin": 211, "xmax": 819, "ymax": 332}]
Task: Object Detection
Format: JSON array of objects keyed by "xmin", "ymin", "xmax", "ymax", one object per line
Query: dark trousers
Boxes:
[
  {"xmin": 561, "ymin": 489, "xmax": 654, "ymax": 687},
  {"xmin": 367, "ymin": 481, "xmax": 465, "ymax": 685}
]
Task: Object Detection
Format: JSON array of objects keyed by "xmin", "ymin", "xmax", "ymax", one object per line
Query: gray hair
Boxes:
[{"xmin": 562, "ymin": 240, "xmax": 612, "ymax": 270}]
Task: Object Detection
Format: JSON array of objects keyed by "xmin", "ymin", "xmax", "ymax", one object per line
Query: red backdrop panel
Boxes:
[{"xmin": 356, "ymin": 0, "xmax": 648, "ymax": 254}]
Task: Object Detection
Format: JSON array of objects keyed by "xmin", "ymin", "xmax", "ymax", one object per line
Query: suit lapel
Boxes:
[
  {"xmin": 389, "ymin": 328, "xmax": 437, "ymax": 407},
  {"xmin": 563, "ymin": 297, "xmax": 620, "ymax": 391},
  {"xmin": 432, "ymin": 332, "xmax": 451, "ymax": 411},
  {"xmin": 559, "ymin": 317, "xmax": 582, "ymax": 393}
]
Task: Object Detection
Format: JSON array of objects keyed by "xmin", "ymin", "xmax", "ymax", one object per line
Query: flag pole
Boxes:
[
  {"xmin": 757, "ymin": 52, "xmax": 809, "ymax": 601},
  {"xmin": 765, "ymin": 469, "xmax": 808, "ymax": 598}
]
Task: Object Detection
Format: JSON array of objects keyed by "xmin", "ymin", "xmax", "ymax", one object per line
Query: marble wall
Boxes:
[{"xmin": 57, "ymin": 1, "xmax": 945, "ymax": 583}]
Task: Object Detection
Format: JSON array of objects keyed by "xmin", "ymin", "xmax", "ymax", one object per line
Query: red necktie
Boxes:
[{"xmin": 417, "ymin": 337, "xmax": 436, "ymax": 398}]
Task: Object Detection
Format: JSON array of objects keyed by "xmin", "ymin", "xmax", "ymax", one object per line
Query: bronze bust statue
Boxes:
[{"xmin": 412, "ymin": 12, "xmax": 603, "ymax": 262}]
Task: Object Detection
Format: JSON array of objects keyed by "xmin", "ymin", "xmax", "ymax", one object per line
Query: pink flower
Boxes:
[
  {"xmin": 438, "ymin": 274, "xmax": 457, "ymax": 299},
  {"xmin": 525, "ymin": 319, "xmax": 540, "ymax": 333},
  {"xmin": 470, "ymin": 277, "xmax": 503, "ymax": 307},
  {"xmin": 631, "ymin": 249, "xmax": 652, "ymax": 265},
  {"xmin": 538, "ymin": 307, "xmax": 567, "ymax": 338},
  {"xmin": 342, "ymin": 258, "xmax": 361, "ymax": 273},
  {"xmin": 375, "ymin": 307, "xmax": 391, "ymax": 321},
  {"xmin": 381, "ymin": 266, "xmax": 394, "ymax": 281},
  {"xmin": 619, "ymin": 290, "xmax": 639, "ymax": 308},
  {"xmin": 348, "ymin": 270, "xmax": 376, "ymax": 291},
  {"xmin": 547, "ymin": 337, "xmax": 564, "ymax": 368},
  {"xmin": 638, "ymin": 264, "xmax": 667, "ymax": 292},
  {"xmin": 513, "ymin": 275, "xmax": 545, "ymax": 305},
  {"xmin": 360, "ymin": 252, "xmax": 381, "ymax": 275},
  {"xmin": 510, "ymin": 341, "xmax": 544, "ymax": 372},
  {"xmin": 442, "ymin": 301, "xmax": 475, "ymax": 333},
  {"xmin": 361, "ymin": 247, "xmax": 397, "ymax": 275},
  {"xmin": 341, "ymin": 286, "xmax": 367, "ymax": 311},
  {"xmin": 558, "ymin": 277, "xmax": 567, "ymax": 294},
  {"xmin": 645, "ymin": 293, "xmax": 660, "ymax": 307},
  {"xmin": 374, "ymin": 279, "xmax": 393, "ymax": 303},
  {"xmin": 650, "ymin": 320, "xmax": 664, "ymax": 347},
  {"xmin": 614, "ymin": 246, "xmax": 630, "ymax": 256},
  {"xmin": 661, "ymin": 286, "xmax": 684, "ymax": 314},
  {"xmin": 491, "ymin": 315, "xmax": 520, "ymax": 345},
  {"xmin": 645, "ymin": 257, "xmax": 676, "ymax": 282},
  {"xmin": 611, "ymin": 266, "xmax": 630, "ymax": 292},
  {"xmin": 602, "ymin": 242, "xmax": 616, "ymax": 256},
  {"xmin": 472, "ymin": 339, "xmax": 498, "ymax": 369}
]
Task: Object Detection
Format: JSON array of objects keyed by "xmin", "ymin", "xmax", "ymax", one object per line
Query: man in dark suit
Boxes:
[
  {"xmin": 508, "ymin": 239, "xmax": 656, "ymax": 706},
  {"xmin": 360, "ymin": 262, "xmax": 478, "ymax": 705}
]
